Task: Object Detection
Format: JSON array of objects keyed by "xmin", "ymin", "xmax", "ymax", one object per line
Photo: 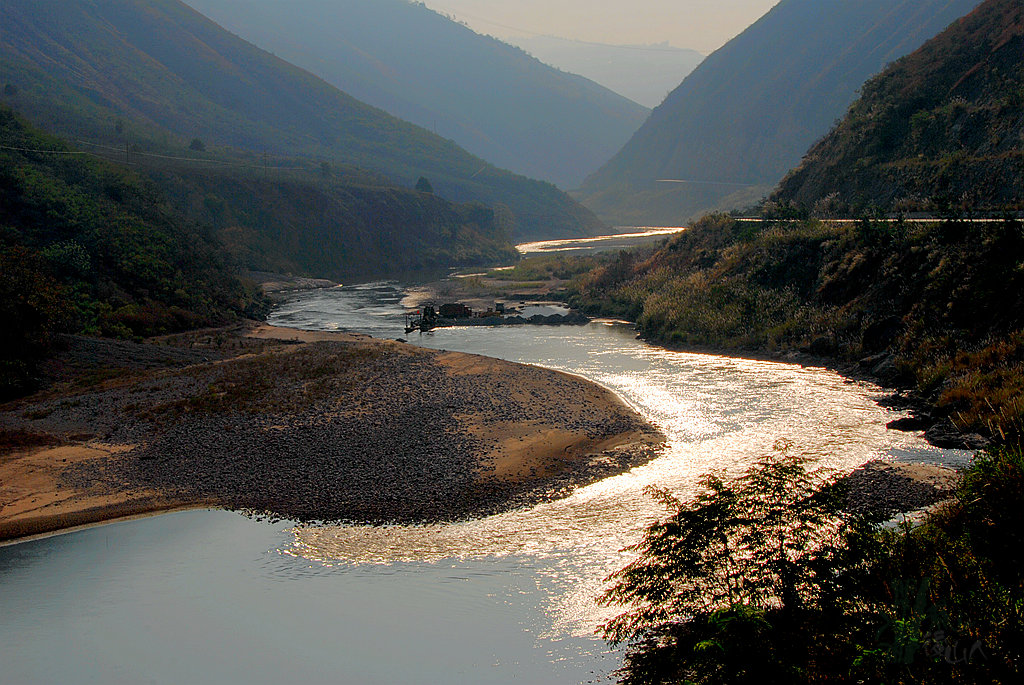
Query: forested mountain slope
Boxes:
[
  {"xmin": 0, "ymin": 105, "xmax": 518, "ymax": 394},
  {"xmin": 186, "ymin": 0, "xmax": 649, "ymax": 189},
  {"xmin": 0, "ymin": 0, "xmax": 601, "ymax": 240},
  {"xmin": 773, "ymin": 0, "xmax": 1024, "ymax": 213},
  {"xmin": 576, "ymin": 0, "xmax": 980, "ymax": 226},
  {"xmin": 149, "ymin": 166, "xmax": 519, "ymax": 280},
  {"xmin": 0, "ymin": 107, "xmax": 265, "ymax": 395}
]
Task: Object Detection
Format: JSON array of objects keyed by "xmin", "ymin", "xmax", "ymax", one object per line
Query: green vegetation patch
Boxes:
[{"xmin": 0, "ymin": 107, "xmax": 268, "ymax": 398}]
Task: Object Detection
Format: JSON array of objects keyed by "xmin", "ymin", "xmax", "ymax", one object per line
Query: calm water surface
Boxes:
[{"xmin": 0, "ymin": 281, "xmax": 970, "ymax": 684}]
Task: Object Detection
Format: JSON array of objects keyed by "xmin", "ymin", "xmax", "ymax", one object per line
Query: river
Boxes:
[{"xmin": 0, "ymin": 278, "xmax": 970, "ymax": 684}]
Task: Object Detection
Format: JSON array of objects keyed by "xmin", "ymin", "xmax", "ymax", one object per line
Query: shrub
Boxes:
[
  {"xmin": 0, "ymin": 246, "xmax": 69, "ymax": 397},
  {"xmin": 601, "ymin": 442, "xmax": 864, "ymax": 683},
  {"xmin": 601, "ymin": 438, "xmax": 1024, "ymax": 683}
]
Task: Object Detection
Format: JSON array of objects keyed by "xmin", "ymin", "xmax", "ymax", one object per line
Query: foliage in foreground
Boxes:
[{"xmin": 602, "ymin": 441, "xmax": 1023, "ymax": 683}]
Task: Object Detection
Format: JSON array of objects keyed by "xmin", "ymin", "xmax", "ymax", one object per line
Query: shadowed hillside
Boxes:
[
  {"xmin": 186, "ymin": 0, "xmax": 649, "ymax": 190},
  {"xmin": 773, "ymin": 0, "xmax": 1024, "ymax": 213},
  {"xmin": 149, "ymin": 165, "xmax": 520, "ymax": 280},
  {"xmin": 577, "ymin": 0, "xmax": 980, "ymax": 226},
  {"xmin": 0, "ymin": 104, "xmax": 520, "ymax": 395},
  {"xmin": 0, "ymin": 0, "xmax": 602, "ymax": 240},
  {"xmin": 0, "ymin": 107, "xmax": 267, "ymax": 395}
]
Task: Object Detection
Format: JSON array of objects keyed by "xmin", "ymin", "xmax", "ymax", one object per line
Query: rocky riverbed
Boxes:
[
  {"xmin": 843, "ymin": 459, "xmax": 959, "ymax": 518},
  {"xmin": 0, "ymin": 324, "xmax": 663, "ymax": 539}
]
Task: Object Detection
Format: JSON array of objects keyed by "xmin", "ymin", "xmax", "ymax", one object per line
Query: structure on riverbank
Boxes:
[{"xmin": 405, "ymin": 300, "xmax": 589, "ymax": 333}]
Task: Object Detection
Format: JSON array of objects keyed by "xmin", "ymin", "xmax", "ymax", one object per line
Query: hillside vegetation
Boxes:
[
  {"xmin": 576, "ymin": 0, "xmax": 980, "ymax": 226},
  {"xmin": 186, "ymin": 0, "xmax": 649, "ymax": 189},
  {"xmin": 0, "ymin": 104, "xmax": 522, "ymax": 398},
  {"xmin": 774, "ymin": 0, "xmax": 1024, "ymax": 213},
  {"xmin": 0, "ymin": 107, "xmax": 266, "ymax": 396},
  {"xmin": 568, "ymin": 214, "xmax": 1024, "ymax": 437},
  {"xmin": 150, "ymin": 166, "xmax": 519, "ymax": 280},
  {"xmin": 0, "ymin": 0, "xmax": 601, "ymax": 240}
]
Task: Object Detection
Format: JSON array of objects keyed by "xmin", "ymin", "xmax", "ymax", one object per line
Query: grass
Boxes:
[{"xmin": 566, "ymin": 214, "xmax": 1024, "ymax": 438}]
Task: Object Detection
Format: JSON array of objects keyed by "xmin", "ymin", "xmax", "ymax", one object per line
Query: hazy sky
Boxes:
[{"xmin": 425, "ymin": 0, "xmax": 781, "ymax": 54}]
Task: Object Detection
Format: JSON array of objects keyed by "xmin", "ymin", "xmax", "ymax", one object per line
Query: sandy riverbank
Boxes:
[{"xmin": 0, "ymin": 324, "xmax": 664, "ymax": 541}]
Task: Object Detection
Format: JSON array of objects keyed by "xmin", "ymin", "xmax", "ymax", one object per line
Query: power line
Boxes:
[
  {"xmin": 82, "ymin": 144, "xmax": 225, "ymax": 164},
  {"xmin": 4, "ymin": 139, "xmax": 311, "ymax": 172},
  {"xmin": 74, "ymin": 139, "xmax": 307, "ymax": 170}
]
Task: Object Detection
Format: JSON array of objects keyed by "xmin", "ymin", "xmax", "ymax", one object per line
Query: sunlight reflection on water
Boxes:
[
  {"xmin": 269, "ymin": 284, "xmax": 970, "ymax": 640},
  {"xmin": 516, "ymin": 227, "xmax": 683, "ymax": 255},
  {"xmin": 2, "ymin": 281, "xmax": 973, "ymax": 685}
]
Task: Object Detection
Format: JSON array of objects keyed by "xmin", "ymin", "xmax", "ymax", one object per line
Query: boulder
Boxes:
[{"xmin": 924, "ymin": 420, "xmax": 991, "ymax": 450}]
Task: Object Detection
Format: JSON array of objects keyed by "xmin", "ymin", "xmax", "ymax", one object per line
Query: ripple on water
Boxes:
[
  {"xmin": 267, "ymin": 285, "xmax": 971, "ymax": 639},
  {"xmin": 0, "ymin": 283, "xmax": 975, "ymax": 685}
]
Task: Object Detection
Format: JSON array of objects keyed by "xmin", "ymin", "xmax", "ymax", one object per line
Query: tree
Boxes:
[
  {"xmin": 189, "ymin": 137, "xmax": 206, "ymax": 152},
  {"xmin": 2, "ymin": 84, "xmax": 17, "ymax": 97},
  {"xmin": 415, "ymin": 176, "xmax": 433, "ymax": 193},
  {"xmin": 600, "ymin": 442, "xmax": 861, "ymax": 684}
]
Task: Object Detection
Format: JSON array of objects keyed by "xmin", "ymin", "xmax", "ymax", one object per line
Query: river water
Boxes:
[{"xmin": 0, "ymin": 279, "xmax": 970, "ymax": 684}]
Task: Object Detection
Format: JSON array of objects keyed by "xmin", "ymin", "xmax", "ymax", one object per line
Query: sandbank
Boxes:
[{"xmin": 0, "ymin": 324, "xmax": 664, "ymax": 541}]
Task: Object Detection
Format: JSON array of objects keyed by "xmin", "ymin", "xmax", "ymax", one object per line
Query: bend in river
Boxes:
[{"xmin": 0, "ymin": 277, "xmax": 970, "ymax": 684}]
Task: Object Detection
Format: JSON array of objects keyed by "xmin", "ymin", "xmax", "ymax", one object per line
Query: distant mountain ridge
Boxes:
[
  {"xmin": 185, "ymin": 0, "xmax": 650, "ymax": 189},
  {"xmin": 0, "ymin": 0, "xmax": 602, "ymax": 241},
  {"xmin": 505, "ymin": 36, "xmax": 703, "ymax": 109},
  {"xmin": 577, "ymin": 0, "xmax": 982, "ymax": 226},
  {"xmin": 773, "ymin": 0, "xmax": 1024, "ymax": 213}
]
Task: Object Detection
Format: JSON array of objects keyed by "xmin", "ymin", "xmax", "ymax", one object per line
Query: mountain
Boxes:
[
  {"xmin": 0, "ymin": 0, "xmax": 602, "ymax": 241},
  {"xmin": 772, "ymin": 0, "xmax": 1023, "ymax": 213},
  {"xmin": 513, "ymin": 36, "xmax": 703, "ymax": 109},
  {"xmin": 0, "ymin": 102, "xmax": 521, "ymax": 392},
  {"xmin": 576, "ymin": 0, "xmax": 982, "ymax": 226},
  {"xmin": 184, "ymin": 0, "xmax": 650, "ymax": 189}
]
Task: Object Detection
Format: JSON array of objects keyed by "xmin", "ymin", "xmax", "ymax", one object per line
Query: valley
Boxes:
[{"xmin": 1, "ymin": 0, "xmax": 1022, "ymax": 682}]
